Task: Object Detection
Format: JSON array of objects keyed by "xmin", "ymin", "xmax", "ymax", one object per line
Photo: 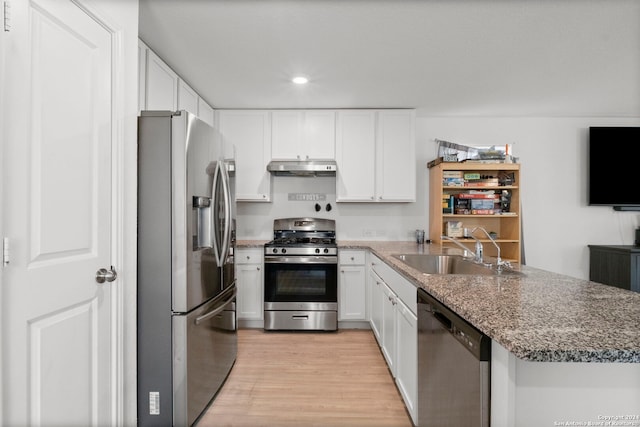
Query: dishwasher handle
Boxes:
[{"xmin": 433, "ymin": 310, "xmax": 453, "ymax": 332}]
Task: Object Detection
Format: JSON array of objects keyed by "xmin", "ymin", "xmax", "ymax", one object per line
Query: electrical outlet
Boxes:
[{"xmin": 363, "ymin": 229, "xmax": 374, "ymax": 238}]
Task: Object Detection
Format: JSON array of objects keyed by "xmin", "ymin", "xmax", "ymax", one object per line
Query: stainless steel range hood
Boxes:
[{"xmin": 267, "ymin": 160, "xmax": 337, "ymax": 177}]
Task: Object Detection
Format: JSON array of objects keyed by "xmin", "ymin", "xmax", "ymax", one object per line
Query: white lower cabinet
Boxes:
[
  {"xmin": 369, "ymin": 268, "xmax": 384, "ymax": 342},
  {"xmin": 339, "ymin": 250, "xmax": 367, "ymax": 321},
  {"xmin": 381, "ymin": 281, "xmax": 397, "ymax": 374},
  {"xmin": 235, "ymin": 248, "xmax": 264, "ymax": 325},
  {"xmin": 395, "ymin": 297, "xmax": 418, "ymax": 421},
  {"xmin": 369, "ymin": 253, "xmax": 418, "ymax": 425}
]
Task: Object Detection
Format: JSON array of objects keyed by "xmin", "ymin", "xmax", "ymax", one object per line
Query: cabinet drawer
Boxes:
[
  {"xmin": 235, "ymin": 248, "xmax": 263, "ymax": 264},
  {"xmin": 339, "ymin": 250, "xmax": 366, "ymax": 265}
]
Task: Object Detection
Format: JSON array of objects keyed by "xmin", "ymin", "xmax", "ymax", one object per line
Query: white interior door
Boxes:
[{"xmin": 1, "ymin": 0, "xmax": 120, "ymax": 425}]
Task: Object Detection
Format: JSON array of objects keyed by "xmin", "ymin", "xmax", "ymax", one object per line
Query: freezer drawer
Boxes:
[{"xmin": 173, "ymin": 285, "xmax": 237, "ymax": 426}]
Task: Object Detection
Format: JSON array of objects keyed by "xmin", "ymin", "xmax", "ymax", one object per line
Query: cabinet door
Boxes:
[
  {"xmin": 376, "ymin": 110, "xmax": 416, "ymax": 202},
  {"xmin": 339, "ymin": 266, "xmax": 367, "ymax": 321},
  {"xmin": 304, "ymin": 110, "xmax": 336, "ymax": 159},
  {"xmin": 236, "ymin": 263, "xmax": 263, "ymax": 320},
  {"xmin": 218, "ymin": 110, "xmax": 271, "ymax": 201},
  {"xmin": 369, "ymin": 269, "xmax": 384, "ymax": 343},
  {"xmin": 145, "ymin": 49, "xmax": 178, "ymax": 111},
  {"xmin": 336, "ymin": 110, "xmax": 376, "ymax": 201},
  {"xmin": 271, "ymin": 110, "xmax": 303, "ymax": 160},
  {"xmin": 395, "ymin": 299, "xmax": 418, "ymax": 423},
  {"xmin": 197, "ymin": 98, "xmax": 215, "ymax": 127},
  {"xmin": 381, "ymin": 282, "xmax": 397, "ymax": 375},
  {"xmin": 138, "ymin": 40, "xmax": 148, "ymax": 112},
  {"xmin": 177, "ymin": 79, "xmax": 198, "ymax": 115}
]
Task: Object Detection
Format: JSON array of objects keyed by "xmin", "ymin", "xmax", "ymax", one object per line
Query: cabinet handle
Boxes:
[
  {"xmin": 246, "ymin": 256, "xmax": 251, "ymax": 260},
  {"xmin": 341, "ymin": 270, "xmax": 345, "ymax": 273},
  {"xmin": 257, "ymin": 267, "xmax": 260, "ymax": 271},
  {"xmin": 350, "ymin": 257, "xmax": 354, "ymax": 261}
]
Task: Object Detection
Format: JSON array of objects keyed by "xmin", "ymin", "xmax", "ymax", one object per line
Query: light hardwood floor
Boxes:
[{"xmin": 197, "ymin": 329, "xmax": 413, "ymax": 427}]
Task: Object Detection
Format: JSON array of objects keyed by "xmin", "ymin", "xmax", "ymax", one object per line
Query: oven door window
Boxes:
[{"xmin": 265, "ymin": 263, "xmax": 337, "ymax": 303}]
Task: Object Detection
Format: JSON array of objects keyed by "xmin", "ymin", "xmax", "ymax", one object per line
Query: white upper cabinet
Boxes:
[
  {"xmin": 177, "ymin": 79, "xmax": 198, "ymax": 116},
  {"xmin": 376, "ymin": 110, "xmax": 416, "ymax": 202},
  {"xmin": 271, "ymin": 110, "xmax": 335, "ymax": 160},
  {"xmin": 336, "ymin": 110, "xmax": 376, "ymax": 201},
  {"xmin": 198, "ymin": 98, "xmax": 215, "ymax": 127},
  {"xmin": 138, "ymin": 40, "xmax": 148, "ymax": 113},
  {"xmin": 145, "ymin": 49, "xmax": 179, "ymax": 111},
  {"xmin": 218, "ymin": 110, "xmax": 272, "ymax": 202},
  {"xmin": 336, "ymin": 109, "xmax": 415, "ymax": 202},
  {"xmin": 138, "ymin": 40, "xmax": 216, "ymax": 126}
]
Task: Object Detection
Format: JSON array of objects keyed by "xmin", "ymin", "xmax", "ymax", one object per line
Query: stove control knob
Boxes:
[
  {"xmin": 272, "ymin": 248, "xmax": 278, "ymax": 254},
  {"xmin": 315, "ymin": 248, "xmax": 320, "ymax": 254},
  {"xmin": 282, "ymin": 248, "xmax": 287, "ymax": 254},
  {"xmin": 323, "ymin": 248, "xmax": 329, "ymax": 254}
]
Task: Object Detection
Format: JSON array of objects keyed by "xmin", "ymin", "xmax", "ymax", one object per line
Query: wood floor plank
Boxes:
[{"xmin": 197, "ymin": 329, "xmax": 413, "ymax": 427}]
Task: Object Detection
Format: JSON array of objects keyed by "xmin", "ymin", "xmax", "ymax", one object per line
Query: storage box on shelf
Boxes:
[{"xmin": 428, "ymin": 162, "xmax": 521, "ymax": 263}]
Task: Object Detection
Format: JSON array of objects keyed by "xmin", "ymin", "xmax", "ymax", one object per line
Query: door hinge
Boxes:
[
  {"xmin": 3, "ymin": 2, "xmax": 11, "ymax": 32},
  {"xmin": 3, "ymin": 237, "xmax": 9, "ymax": 266}
]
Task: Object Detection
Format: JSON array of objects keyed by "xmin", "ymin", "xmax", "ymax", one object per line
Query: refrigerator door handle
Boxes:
[
  {"xmin": 218, "ymin": 162, "xmax": 232, "ymax": 264},
  {"xmin": 194, "ymin": 286, "xmax": 237, "ymax": 325},
  {"xmin": 209, "ymin": 160, "xmax": 222, "ymax": 265}
]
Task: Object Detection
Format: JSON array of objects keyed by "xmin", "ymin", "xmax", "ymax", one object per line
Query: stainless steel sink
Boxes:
[{"xmin": 392, "ymin": 253, "xmax": 523, "ymax": 276}]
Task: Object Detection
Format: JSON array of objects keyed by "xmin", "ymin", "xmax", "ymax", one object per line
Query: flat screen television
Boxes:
[{"xmin": 588, "ymin": 126, "xmax": 640, "ymax": 210}]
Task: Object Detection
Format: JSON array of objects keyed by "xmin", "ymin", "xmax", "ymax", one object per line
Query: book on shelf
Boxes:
[
  {"xmin": 443, "ymin": 177, "xmax": 465, "ymax": 186},
  {"xmin": 470, "ymin": 199, "xmax": 495, "ymax": 210},
  {"xmin": 463, "ymin": 172, "xmax": 481, "ymax": 180},
  {"xmin": 454, "ymin": 208, "xmax": 503, "ymax": 215},
  {"xmin": 464, "ymin": 179, "xmax": 500, "ymax": 187},
  {"xmin": 443, "ymin": 170, "xmax": 463, "ymax": 178},
  {"xmin": 471, "ymin": 208, "xmax": 500, "ymax": 215},
  {"xmin": 457, "ymin": 192, "xmax": 498, "ymax": 199}
]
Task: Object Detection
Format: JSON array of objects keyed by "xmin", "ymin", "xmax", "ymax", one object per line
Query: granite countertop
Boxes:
[
  {"xmin": 236, "ymin": 240, "xmax": 269, "ymax": 248},
  {"xmin": 340, "ymin": 241, "xmax": 640, "ymax": 363}
]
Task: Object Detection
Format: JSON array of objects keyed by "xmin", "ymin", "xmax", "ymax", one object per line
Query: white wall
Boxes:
[{"xmin": 236, "ymin": 116, "xmax": 640, "ymax": 279}]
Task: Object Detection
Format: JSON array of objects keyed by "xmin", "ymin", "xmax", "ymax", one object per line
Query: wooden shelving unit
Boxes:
[{"xmin": 428, "ymin": 162, "xmax": 522, "ymax": 264}]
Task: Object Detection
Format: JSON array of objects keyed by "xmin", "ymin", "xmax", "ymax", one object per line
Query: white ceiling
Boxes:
[{"xmin": 139, "ymin": 0, "xmax": 640, "ymax": 117}]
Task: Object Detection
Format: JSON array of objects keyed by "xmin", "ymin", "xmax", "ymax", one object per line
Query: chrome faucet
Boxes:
[
  {"xmin": 441, "ymin": 235, "xmax": 479, "ymax": 261},
  {"xmin": 470, "ymin": 227, "xmax": 511, "ymax": 270}
]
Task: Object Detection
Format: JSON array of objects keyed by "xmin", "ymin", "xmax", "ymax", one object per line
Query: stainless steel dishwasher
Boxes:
[{"xmin": 418, "ymin": 289, "xmax": 491, "ymax": 427}]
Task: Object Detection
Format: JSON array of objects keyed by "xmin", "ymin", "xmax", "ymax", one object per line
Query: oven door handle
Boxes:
[{"xmin": 264, "ymin": 256, "xmax": 338, "ymax": 264}]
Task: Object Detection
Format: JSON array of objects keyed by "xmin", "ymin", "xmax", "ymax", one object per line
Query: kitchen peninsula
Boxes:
[{"xmin": 339, "ymin": 241, "xmax": 640, "ymax": 427}]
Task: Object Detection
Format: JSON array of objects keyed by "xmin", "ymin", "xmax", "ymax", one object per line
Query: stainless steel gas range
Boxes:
[{"xmin": 263, "ymin": 218, "xmax": 338, "ymax": 331}]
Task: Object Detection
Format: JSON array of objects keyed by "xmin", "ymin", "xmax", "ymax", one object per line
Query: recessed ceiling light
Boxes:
[{"xmin": 292, "ymin": 76, "xmax": 309, "ymax": 85}]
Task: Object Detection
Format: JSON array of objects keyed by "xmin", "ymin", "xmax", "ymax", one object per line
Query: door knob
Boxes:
[{"xmin": 96, "ymin": 266, "xmax": 117, "ymax": 283}]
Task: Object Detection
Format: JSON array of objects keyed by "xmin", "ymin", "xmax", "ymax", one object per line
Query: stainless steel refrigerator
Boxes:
[{"xmin": 137, "ymin": 111, "xmax": 237, "ymax": 427}]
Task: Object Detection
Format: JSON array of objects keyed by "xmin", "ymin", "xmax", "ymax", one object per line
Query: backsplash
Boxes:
[{"xmin": 236, "ymin": 174, "xmax": 427, "ymax": 241}]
